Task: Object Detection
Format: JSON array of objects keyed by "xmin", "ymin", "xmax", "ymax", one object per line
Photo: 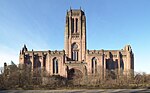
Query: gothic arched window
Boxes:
[
  {"xmin": 76, "ymin": 18, "xmax": 78, "ymax": 33},
  {"xmin": 120, "ymin": 60, "xmax": 124, "ymax": 74},
  {"xmin": 71, "ymin": 18, "xmax": 74, "ymax": 33},
  {"xmin": 91, "ymin": 57, "xmax": 97, "ymax": 74},
  {"xmin": 53, "ymin": 57, "xmax": 58, "ymax": 74},
  {"xmin": 72, "ymin": 43, "xmax": 78, "ymax": 61},
  {"xmin": 33, "ymin": 56, "xmax": 41, "ymax": 69}
]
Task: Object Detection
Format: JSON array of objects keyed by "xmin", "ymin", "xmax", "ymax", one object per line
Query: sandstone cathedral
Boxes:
[{"xmin": 19, "ymin": 9, "xmax": 134, "ymax": 80}]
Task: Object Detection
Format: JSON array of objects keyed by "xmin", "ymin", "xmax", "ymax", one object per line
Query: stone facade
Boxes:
[{"xmin": 19, "ymin": 9, "xmax": 134, "ymax": 79}]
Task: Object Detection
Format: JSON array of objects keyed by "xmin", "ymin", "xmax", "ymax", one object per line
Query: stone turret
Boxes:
[
  {"xmin": 19, "ymin": 44, "xmax": 28, "ymax": 65},
  {"xmin": 4, "ymin": 62, "xmax": 7, "ymax": 74},
  {"xmin": 21, "ymin": 44, "xmax": 28, "ymax": 54},
  {"xmin": 123, "ymin": 45, "xmax": 134, "ymax": 76},
  {"xmin": 124, "ymin": 45, "xmax": 132, "ymax": 52}
]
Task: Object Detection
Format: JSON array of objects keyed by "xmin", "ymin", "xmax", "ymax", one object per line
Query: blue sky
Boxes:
[{"xmin": 0, "ymin": 0, "xmax": 150, "ymax": 73}]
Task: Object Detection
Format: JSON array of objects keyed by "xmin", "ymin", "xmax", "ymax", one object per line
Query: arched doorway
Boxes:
[{"xmin": 68, "ymin": 68, "xmax": 83, "ymax": 80}]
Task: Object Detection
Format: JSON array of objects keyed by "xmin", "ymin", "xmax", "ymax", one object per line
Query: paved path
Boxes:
[{"xmin": 0, "ymin": 89, "xmax": 150, "ymax": 93}]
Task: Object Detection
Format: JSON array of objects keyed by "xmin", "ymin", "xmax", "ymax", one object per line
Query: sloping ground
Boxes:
[{"xmin": 0, "ymin": 89, "xmax": 150, "ymax": 93}]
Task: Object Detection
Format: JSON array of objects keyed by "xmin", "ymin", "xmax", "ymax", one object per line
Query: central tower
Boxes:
[{"xmin": 64, "ymin": 9, "xmax": 86, "ymax": 62}]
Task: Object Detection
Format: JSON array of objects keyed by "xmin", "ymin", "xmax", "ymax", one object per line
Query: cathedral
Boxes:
[{"xmin": 19, "ymin": 9, "xmax": 134, "ymax": 79}]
